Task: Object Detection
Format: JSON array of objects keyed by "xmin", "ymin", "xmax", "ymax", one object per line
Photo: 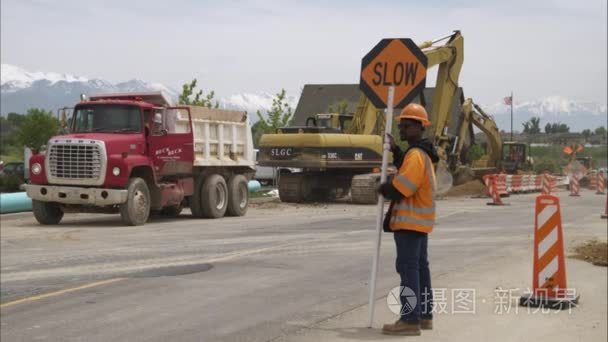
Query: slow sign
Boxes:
[{"xmin": 360, "ymin": 38, "xmax": 428, "ymax": 108}]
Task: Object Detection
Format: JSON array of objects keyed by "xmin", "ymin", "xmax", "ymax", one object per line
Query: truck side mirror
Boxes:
[{"xmin": 154, "ymin": 113, "xmax": 163, "ymax": 124}]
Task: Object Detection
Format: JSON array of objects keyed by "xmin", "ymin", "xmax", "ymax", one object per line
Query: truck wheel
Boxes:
[
  {"xmin": 32, "ymin": 200, "xmax": 64, "ymax": 225},
  {"xmin": 190, "ymin": 176, "xmax": 205, "ymax": 218},
  {"xmin": 161, "ymin": 204, "xmax": 183, "ymax": 217},
  {"xmin": 120, "ymin": 177, "xmax": 151, "ymax": 226},
  {"xmin": 226, "ymin": 175, "xmax": 249, "ymax": 216},
  {"xmin": 201, "ymin": 174, "xmax": 228, "ymax": 218}
]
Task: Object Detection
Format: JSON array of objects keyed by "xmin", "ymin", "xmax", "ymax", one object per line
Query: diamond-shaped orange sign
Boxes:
[{"xmin": 360, "ymin": 39, "xmax": 428, "ymax": 108}]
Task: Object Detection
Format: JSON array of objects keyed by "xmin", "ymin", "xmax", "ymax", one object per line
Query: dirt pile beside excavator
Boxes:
[
  {"xmin": 445, "ymin": 179, "xmax": 487, "ymax": 197},
  {"xmin": 571, "ymin": 240, "xmax": 608, "ymax": 267}
]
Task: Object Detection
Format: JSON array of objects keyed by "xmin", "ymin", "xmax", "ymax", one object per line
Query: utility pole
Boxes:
[{"xmin": 510, "ymin": 91, "xmax": 514, "ymax": 141}]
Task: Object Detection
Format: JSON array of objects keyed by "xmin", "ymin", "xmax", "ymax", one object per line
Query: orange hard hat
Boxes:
[{"xmin": 397, "ymin": 103, "xmax": 431, "ymax": 127}]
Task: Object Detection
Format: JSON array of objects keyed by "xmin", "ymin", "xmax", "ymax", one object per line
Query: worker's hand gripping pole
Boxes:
[{"xmin": 367, "ymin": 86, "xmax": 395, "ymax": 328}]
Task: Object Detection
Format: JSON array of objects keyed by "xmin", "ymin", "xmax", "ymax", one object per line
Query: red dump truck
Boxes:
[{"xmin": 25, "ymin": 92, "xmax": 255, "ymax": 225}]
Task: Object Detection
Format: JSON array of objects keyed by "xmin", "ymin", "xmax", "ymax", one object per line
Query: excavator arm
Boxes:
[
  {"xmin": 457, "ymin": 98, "xmax": 502, "ymax": 168},
  {"xmin": 419, "ymin": 31, "xmax": 464, "ymax": 153}
]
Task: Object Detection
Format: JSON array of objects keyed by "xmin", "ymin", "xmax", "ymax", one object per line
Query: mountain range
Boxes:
[
  {"xmin": 0, "ymin": 64, "xmax": 298, "ymax": 120},
  {"xmin": 484, "ymin": 97, "xmax": 607, "ymax": 133},
  {"xmin": 1, "ymin": 64, "xmax": 605, "ymax": 132}
]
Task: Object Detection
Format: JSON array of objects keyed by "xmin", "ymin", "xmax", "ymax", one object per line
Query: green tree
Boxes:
[
  {"xmin": 328, "ymin": 99, "xmax": 349, "ymax": 114},
  {"xmin": 7, "ymin": 112, "xmax": 25, "ymax": 127},
  {"xmin": 523, "ymin": 117, "xmax": 541, "ymax": 134},
  {"xmin": 466, "ymin": 144, "xmax": 485, "ymax": 161},
  {"xmin": 529, "ymin": 117, "xmax": 541, "ymax": 134},
  {"xmin": 581, "ymin": 129, "xmax": 592, "ymax": 142},
  {"xmin": 253, "ymin": 89, "xmax": 293, "ymax": 145},
  {"xmin": 178, "ymin": 79, "xmax": 219, "ymax": 108},
  {"xmin": 544, "ymin": 122, "xmax": 570, "ymax": 134},
  {"xmin": 596, "ymin": 126, "xmax": 607, "ymax": 144},
  {"xmin": 251, "ymin": 120, "xmax": 264, "ymax": 147},
  {"xmin": 15, "ymin": 108, "xmax": 59, "ymax": 151}
]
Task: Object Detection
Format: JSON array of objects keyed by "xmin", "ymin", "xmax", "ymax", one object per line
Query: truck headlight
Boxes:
[
  {"xmin": 32, "ymin": 163, "xmax": 42, "ymax": 175},
  {"xmin": 112, "ymin": 167, "xmax": 121, "ymax": 176}
]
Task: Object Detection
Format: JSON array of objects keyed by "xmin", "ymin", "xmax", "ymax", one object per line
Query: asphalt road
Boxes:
[{"xmin": 1, "ymin": 192, "xmax": 605, "ymax": 341}]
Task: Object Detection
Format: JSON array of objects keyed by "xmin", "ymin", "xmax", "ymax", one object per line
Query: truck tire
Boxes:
[
  {"xmin": 32, "ymin": 200, "xmax": 64, "ymax": 225},
  {"xmin": 161, "ymin": 204, "xmax": 183, "ymax": 217},
  {"xmin": 120, "ymin": 177, "xmax": 151, "ymax": 226},
  {"xmin": 226, "ymin": 175, "xmax": 248, "ymax": 217},
  {"xmin": 190, "ymin": 176, "xmax": 205, "ymax": 218},
  {"xmin": 200, "ymin": 174, "xmax": 228, "ymax": 218}
]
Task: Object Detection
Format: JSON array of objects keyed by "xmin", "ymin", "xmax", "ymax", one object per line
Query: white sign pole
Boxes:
[{"xmin": 367, "ymin": 86, "xmax": 395, "ymax": 328}]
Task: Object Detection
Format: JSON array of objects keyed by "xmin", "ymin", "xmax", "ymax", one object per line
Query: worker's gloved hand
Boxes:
[{"xmin": 385, "ymin": 133, "xmax": 397, "ymax": 150}]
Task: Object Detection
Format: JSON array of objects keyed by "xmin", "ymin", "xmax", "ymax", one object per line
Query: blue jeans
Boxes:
[{"xmin": 394, "ymin": 230, "xmax": 433, "ymax": 323}]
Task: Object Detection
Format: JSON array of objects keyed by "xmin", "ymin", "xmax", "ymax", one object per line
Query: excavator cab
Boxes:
[
  {"xmin": 501, "ymin": 142, "xmax": 532, "ymax": 174},
  {"xmin": 277, "ymin": 113, "xmax": 354, "ymax": 134},
  {"xmin": 305, "ymin": 113, "xmax": 353, "ymax": 132},
  {"xmin": 575, "ymin": 157, "xmax": 594, "ymax": 170}
]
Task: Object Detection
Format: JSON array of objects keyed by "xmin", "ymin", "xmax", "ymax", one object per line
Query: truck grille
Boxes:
[{"xmin": 47, "ymin": 140, "xmax": 106, "ymax": 185}]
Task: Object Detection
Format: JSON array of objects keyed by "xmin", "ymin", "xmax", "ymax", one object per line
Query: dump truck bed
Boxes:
[{"xmin": 174, "ymin": 106, "xmax": 255, "ymax": 168}]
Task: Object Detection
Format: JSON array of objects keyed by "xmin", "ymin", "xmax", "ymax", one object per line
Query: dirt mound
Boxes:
[
  {"xmin": 445, "ymin": 180, "xmax": 488, "ymax": 197},
  {"xmin": 571, "ymin": 240, "xmax": 608, "ymax": 267}
]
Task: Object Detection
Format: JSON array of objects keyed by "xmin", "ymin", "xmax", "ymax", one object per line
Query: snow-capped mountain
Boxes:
[
  {"xmin": 1, "ymin": 64, "xmax": 605, "ymax": 131},
  {"xmin": 1, "ymin": 64, "xmax": 89, "ymax": 92},
  {"xmin": 0, "ymin": 64, "xmax": 297, "ymax": 119},
  {"xmin": 483, "ymin": 96, "xmax": 607, "ymax": 132},
  {"xmin": 218, "ymin": 93, "xmax": 298, "ymax": 118},
  {"xmin": 1, "ymin": 64, "xmax": 178, "ymax": 115}
]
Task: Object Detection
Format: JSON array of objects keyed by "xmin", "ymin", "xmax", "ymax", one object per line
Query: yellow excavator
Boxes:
[{"xmin": 258, "ymin": 31, "xmax": 528, "ymax": 203}]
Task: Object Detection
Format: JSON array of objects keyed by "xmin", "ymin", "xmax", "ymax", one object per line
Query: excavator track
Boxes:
[
  {"xmin": 351, "ymin": 173, "xmax": 380, "ymax": 204},
  {"xmin": 278, "ymin": 172, "xmax": 352, "ymax": 203},
  {"xmin": 278, "ymin": 173, "xmax": 311, "ymax": 203}
]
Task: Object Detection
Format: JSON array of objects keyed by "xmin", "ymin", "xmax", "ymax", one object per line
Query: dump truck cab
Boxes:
[{"xmin": 29, "ymin": 92, "xmax": 193, "ymax": 190}]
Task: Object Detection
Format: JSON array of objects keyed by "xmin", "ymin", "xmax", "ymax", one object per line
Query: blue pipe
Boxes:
[
  {"xmin": 0, "ymin": 192, "xmax": 33, "ymax": 214},
  {"xmin": 0, "ymin": 182, "xmax": 262, "ymax": 215},
  {"xmin": 248, "ymin": 180, "xmax": 261, "ymax": 193}
]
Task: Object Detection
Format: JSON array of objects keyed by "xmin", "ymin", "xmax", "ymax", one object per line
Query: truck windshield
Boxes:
[{"xmin": 72, "ymin": 105, "xmax": 142, "ymax": 133}]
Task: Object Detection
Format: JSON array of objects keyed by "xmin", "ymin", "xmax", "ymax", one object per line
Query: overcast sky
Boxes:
[{"xmin": 1, "ymin": 0, "xmax": 606, "ymax": 105}]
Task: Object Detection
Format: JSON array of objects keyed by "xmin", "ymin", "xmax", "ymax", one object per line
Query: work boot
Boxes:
[
  {"xmin": 421, "ymin": 318, "xmax": 433, "ymax": 330},
  {"xmin": 381, "ymin": 320, "xmax": 421, "ymax": 336}
]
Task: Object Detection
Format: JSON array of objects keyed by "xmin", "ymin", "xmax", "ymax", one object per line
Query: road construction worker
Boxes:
[{"xmin": 378, "ymin": 103, "xmax": 439, "ymax": 336}]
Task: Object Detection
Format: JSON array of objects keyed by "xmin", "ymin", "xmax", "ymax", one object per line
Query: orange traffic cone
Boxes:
[
  {"xmin": 569, "ymin": 176, "xmax": 580, "ymax": 197},
  {"xmin": 483, "ymin": 175, "xmax": 491, "ymax": 197},
  {"xmin": 487, "ymin": 175, "xmax": 507, "ymax": 206},
  {"xmin": 596, "ymin": 172, "xmax": 606, "ymax": 195},
  {"xmin": 520, "ymin": 194, "xmax": 579, "ymax": 309},
  {"xmin": 541, "ymin": 173, "xmax": 551, "ymax": 195}
]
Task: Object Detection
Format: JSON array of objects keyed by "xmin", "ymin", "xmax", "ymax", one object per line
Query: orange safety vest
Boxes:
[{"xmin": 389, "ymin": 147, "xmax": 436, "ymax": 233}]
